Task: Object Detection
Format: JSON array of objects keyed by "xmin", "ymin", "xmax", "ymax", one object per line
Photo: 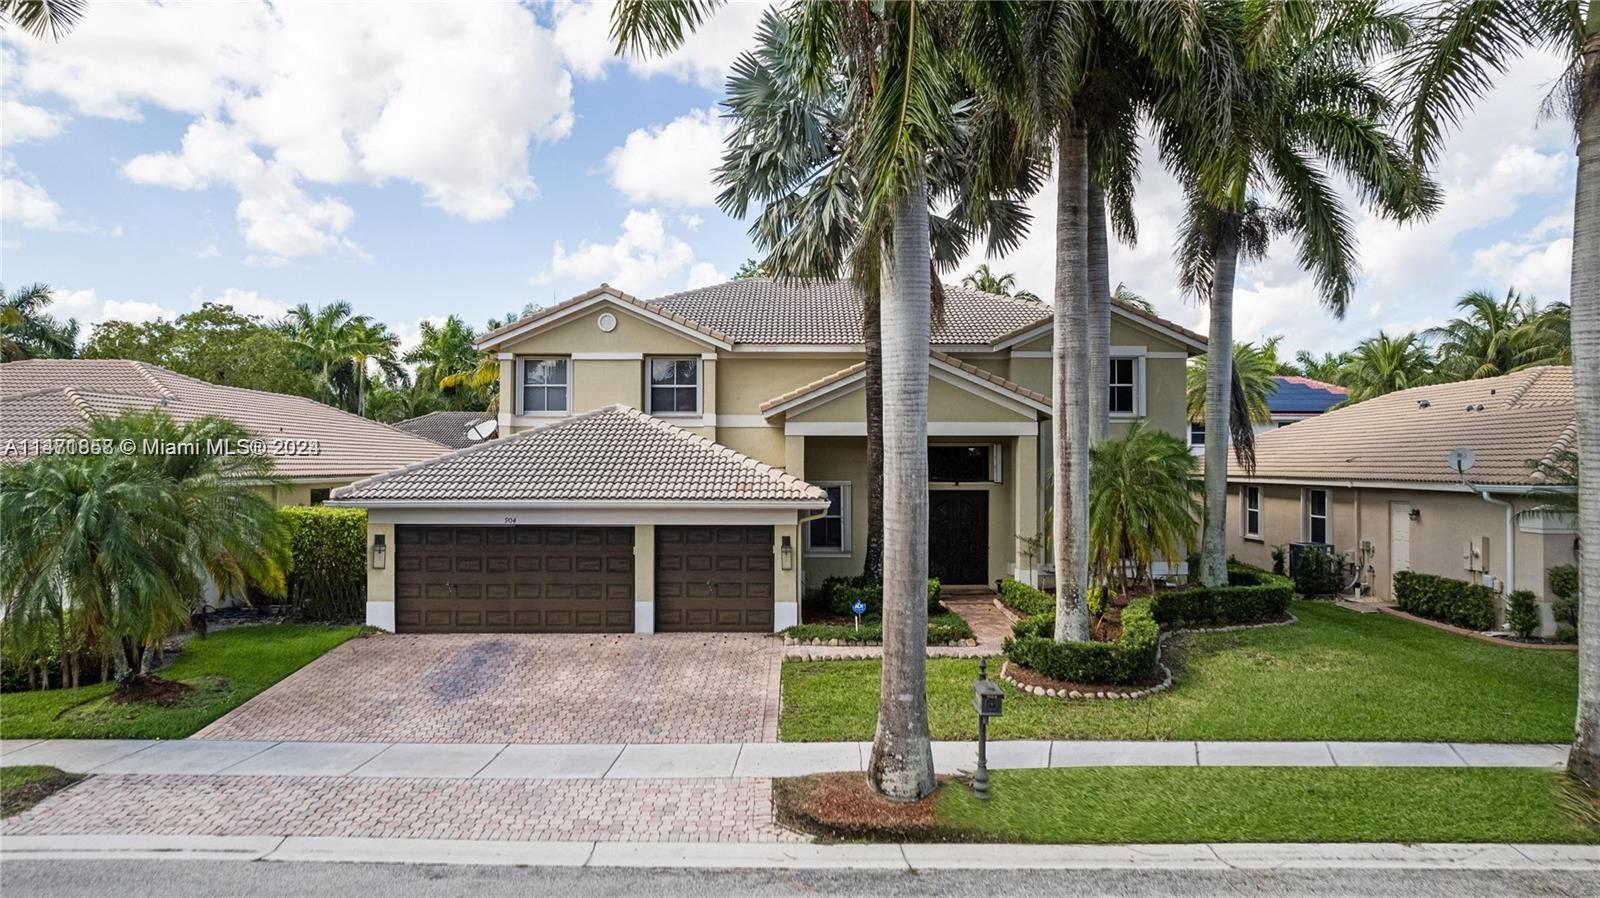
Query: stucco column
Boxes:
[
  {"xmin": 633, "ymin": 524, "xmax": 655, "ymax": 634},
  {"xmin": 365, "ymin": 521, "xmax": 396, "ymax": 631},
  {"xmin": 774, "ymin": 522, "xmax": 799, "ymax": 631},
  {"xmin": 497, "ymin": 354, "xmax": 515, "ymax": 427},
  {"xmin": 1013, "ymin": 434, "xmax": 1039, "ymax": 585}
]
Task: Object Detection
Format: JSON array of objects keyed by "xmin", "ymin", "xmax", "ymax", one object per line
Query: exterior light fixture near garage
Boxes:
[
  {"xmin": 371, "ymin": 534, "xmax": 387, "ymax": 570},
  {"xmin": 781, "ymin": 535, "xmax": 794, "ymax": 571}
]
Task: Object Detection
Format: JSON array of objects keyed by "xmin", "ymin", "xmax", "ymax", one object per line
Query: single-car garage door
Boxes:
[
  {"xmin": 394, "ymin": 525, "xmax": 634, "ymax": 633},
  {"xmin": 655, "ymin": 526, "xmax": 774, "ymax": 632}
]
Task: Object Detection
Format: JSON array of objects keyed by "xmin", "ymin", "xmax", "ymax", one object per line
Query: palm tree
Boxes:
[
  {"xmin": 0, "ymin": 0, "xmax": 86, "ymax": 40},
  {"xmin": 1185, "ymin": 340, "xmax": 1278, "ymax": 442},
  {"xmin": 1089, "ymin": 424, "xmax": 1200, "ymax": 597},
  {"xmin": 404, "ymin": 316, "xmax": 481, "ymax": 401},
  {"xmin": 1110, "ymin": 282, "xmax": 1155, "ymax": 315},
  {"xmin": 346, "ymin": 319, "xmax": 404, "ymax": 418},
  {"xmin": 961, "ymin": 264, "xmax": 1017, "ymax": 296},
  {"xmin": 1428, "ymin": 288, "xmax": 1563, "ymax": 380},
  {"xmin": 1341, "ymin": 331, "xmax": 1433, "ymax": 403},
  {"xmin": 282, "ymin": 302, "xmax": 362, "ymax": 408},
  {"xmin": 1, "ymin": 283, "xmax": 78, "ymax": 361},
  {"xmin": 617, "ymin": 0, "xmax": 990, "ymax": 801},
  {"xmin": 1399, "ymin": 0, "xmax": 1599, "ymax": 787},
  {"xmin": 1164, "ymin": 2, "xmax": 1434, "ymax": 588},
  {"xmin": 1293, "ymin": 348, "xmax": 1352, "ymax": 384}
]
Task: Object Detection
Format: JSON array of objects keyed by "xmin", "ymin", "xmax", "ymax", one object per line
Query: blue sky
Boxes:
[{"xmin": 1, "ymin": 1, "xmax": 1579, "ymax": 357}]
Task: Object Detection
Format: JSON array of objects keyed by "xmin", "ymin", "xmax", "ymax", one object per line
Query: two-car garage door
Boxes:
[{"xmin": 394, "ymin": 524, "xmax": 773, "ymax": 634}]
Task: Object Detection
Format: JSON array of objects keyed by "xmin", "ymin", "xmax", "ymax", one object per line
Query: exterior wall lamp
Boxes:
[
  {"xmin": 371, "ymin": 533, "xmax": 387, "ymax": 570},
  {"xmin": 780, "ymin": 535, "xmax": 793, "ymax": 571},
  {"xmin": 1409, "ymin": 508, "xmax": 1421, "ymax": 522}
]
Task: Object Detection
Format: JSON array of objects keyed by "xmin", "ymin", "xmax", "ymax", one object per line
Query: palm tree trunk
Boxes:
[
  {"xmin": 866, "ymin": 169, "xmax": 936, "ymax": 802},
  {"xmin": 1200, "ymin": 219, "xmax": 1241, "ymax": 588},
  {"xmin": 1087, "ymin": 180, "xmax": 1113, "ymax": 445},
  {"xmin": 356, "ymin": 357, "xmax": 367, "ymax": 418},
  {"xmin": 1052, "ymin": 128, "xmax": 1092, "ymax": 642},
  {"xmin": 1567, "ymin": 25, "xmax": 1600, "ymax": 788},
  {"xmin": 863, "ymin": 298, "xmax": 885, "ymax": 581}
]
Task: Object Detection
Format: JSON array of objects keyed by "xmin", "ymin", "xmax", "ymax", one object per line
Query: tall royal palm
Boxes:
[
  {"xmin": 615, "ymin": 0, "xmax": 982, "ymax": 801},
  {"xmin": 346, "ymin": 319, "xmax": 404, "ymax": 418},
  {"xmin": 1399, "ymin": 0, "xmax": 1600, "ymax": 787},
  {"xmin": 1164, "ymin": 2, "xmax": 1434, "ymax": 587}
]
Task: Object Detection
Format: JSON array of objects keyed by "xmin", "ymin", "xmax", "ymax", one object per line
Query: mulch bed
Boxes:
[
  {"xmin": 774, "ymin": 772, "xmax": 967, "ymax": 842},
  {"xmin": 1002, "ymin": 659, "xmax": 1167, "ymax": 695},
  {"xmin": 2, "ymin": 770, "xmax": 84, "ymax": 818},
  {"xmin": 108, "ymin": 676, "xmax": 194, "ymax": 706}
]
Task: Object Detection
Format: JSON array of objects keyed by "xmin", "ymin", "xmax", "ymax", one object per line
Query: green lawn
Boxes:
[
  {"xmin": 781, "ymin": 602, "xmax": 1577, "ymax": 743},
  {"xmin": 1, "ymin": 766, "xmax": 82, "ymax": 817},
  {"xmin": 782, "ymin": 767, "xmax": 1598, "ymax": 844},
  {"xmin": 0, "ymin": 624, "xmax": 365, "ymax": 740}
]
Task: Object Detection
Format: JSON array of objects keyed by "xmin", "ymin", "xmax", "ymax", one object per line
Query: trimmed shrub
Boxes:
[
  {"xmin": 785, "ymin": 612, "xmax": 975, "ymax": 645},
  {"xmin": 1002, "ymin": 598, "xmax": 1160, "ymax": 685},
  {"xmin": 1149, "ymin": 565, "xmax": 1293, "ymax": 627},
  {"xmin": 1555, "ymin": 623, "xmax": 1578, "ymax": 643},
  {"xmin": 1291, "ymin": 547, "xmax": 1346, "ymax": 596},
  {"xmin": 1548, "ymin": 564, "xmax": 1578, "ymax": 601},
  {"xmin": 1270, "ymin": 545, "xmax": 1287, "ymax": 576},
  {"xmin": 1507, "ymin": 590, "xmax": 1541, "ymax": 639},
  {"xmin": 281, "ymin": 506, "xmax": 367, "ymax": 621},
  {"xmin": 822, "ymin": 576, "xmax": 942, "ymax": 616},
  {"xmin": 998, "ymin": 578, "xmax": 1055, "ymax": 618},
  {"xmin": 1393, "ymin": 570, "xmax": 1496, "ymax": 631}
]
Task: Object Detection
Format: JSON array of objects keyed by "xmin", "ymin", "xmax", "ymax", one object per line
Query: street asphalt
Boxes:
[{"xmin": 4, "ymin": 860, "xmax": 1599, "ymax": 898}]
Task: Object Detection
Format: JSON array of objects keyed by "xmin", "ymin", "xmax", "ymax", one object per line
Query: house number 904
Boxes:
[{"xmin": 503, "ymin": 516, "xmax": 517, "ymax": 524}]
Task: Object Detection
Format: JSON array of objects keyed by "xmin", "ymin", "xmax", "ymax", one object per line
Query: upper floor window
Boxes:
[
  {"xmin": 648, "ymin": 357, "xmax": 700, "ymax": 414},
  {"xmin": 1188, "ymin": 422, "xmax": 1206, "ymax": 447},
  {"xmin": 1243, "ymin": 485, "xmax": 1261, "ymax": 538},
  {"xmin": 806, "ymin": 483, "xmax": 850, "ymax": 554},
  {"xmin": 1109, "ymin": 358, "xmax": 1137, "ymax": 414},
  {"xmin": 520, "ymin": 357, "xmax": 569, "ymax": 414},
  {"xmin": 929, "ymin": 445, "xmax": 998, "ymax": 483},
  {"xmin": 1304, "ymin": 488, "xmax": 1330, "ymax": 544}
]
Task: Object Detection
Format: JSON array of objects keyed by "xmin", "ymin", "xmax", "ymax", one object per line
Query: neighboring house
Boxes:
[
  {"xmin": 332, "ymin": 279, "xmax": 1206, "ymax": 635},
  {"xmin": 0, "ymin": 359, "xmax": 451, "ymax": 505},
  {"xmin": 1189, "ymin": 375, "xmax": 1347, "ymax": 452},
  {"xmin": 1225, "ymin": 366, "xmax": 1577, "ymax": 634},
  {"xmin": 394, "ymin": 410, "xmax": 493, "ymax": 450}
]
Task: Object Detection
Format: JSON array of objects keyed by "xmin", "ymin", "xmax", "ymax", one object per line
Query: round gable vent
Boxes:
[{"xmin": 597, "ymin": 312, "xmax": 618, "ymax": 333}]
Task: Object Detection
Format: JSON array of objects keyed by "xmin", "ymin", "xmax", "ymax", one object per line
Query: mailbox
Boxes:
[{"xmin": 973, "ymin": 679, "xmax": 1004, "ymax": 717}]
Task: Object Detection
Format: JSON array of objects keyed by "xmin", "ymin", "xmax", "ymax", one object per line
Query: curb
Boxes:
[{"xmin": 4, "ymin": 835, "xmax": 1598, "ymax": 871}]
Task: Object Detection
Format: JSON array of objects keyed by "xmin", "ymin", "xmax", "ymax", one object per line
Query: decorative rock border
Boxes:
[{"xmin": 782, "ymin": 636, "xmax": 979, "ymax": 648}]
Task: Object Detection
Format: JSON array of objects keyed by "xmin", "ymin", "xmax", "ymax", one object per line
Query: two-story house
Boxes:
[{"xmin": 332, "ymin": 280, "xmax": 1205, "ymax": 635}]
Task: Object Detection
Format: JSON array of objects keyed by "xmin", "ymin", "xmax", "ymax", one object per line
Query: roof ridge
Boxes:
[
  {"xmin": 476, "ymin": 284, "xmax": 736, "ymax": 348},
  {"xmin": 1502, "ymin": 366, "xmax": 1547, "ymax": 407},
  {"xmin": 127, "ymin": 361, "xmax": 179, "ymax": 400},
  {"xmin": 60, "ymin": 386, "xmax": 95, "ymax": 420},
  {"xmin": 1530, "ymin": 420, "xmax": 1579, "ymax": 483}
]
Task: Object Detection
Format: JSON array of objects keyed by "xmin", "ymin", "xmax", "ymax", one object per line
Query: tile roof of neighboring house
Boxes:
[
  {"xmin": 332, "ymin": 404, "xmax": 830, "ymax": 505},
  {"xmin": 0, "ymin": 359, "xmax": 450, "ymax": 481},
  {"xmin": 1267, "ymin": 375, "xmax": 1348, "ymax": 416},
  {"xmin": 394, "ymin": 411, "xmax": 488, "ymax": 450},
  {"xmin": 758, "ymin": 351, "xmax": 1047, "ymax": 415},
  {"xmin": 1229, "ymin": 366, "xmax": 1575, "ymax": 488},
  {"xmin": 479, "ymin": 280, "xmax": 1206, "ymax": 350}
]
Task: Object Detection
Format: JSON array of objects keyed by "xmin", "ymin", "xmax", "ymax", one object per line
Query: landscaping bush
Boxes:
[
  {"xmin": 1547, "ymin": 564, "xmax": 1578, "ymax": 602},
  {"xmin": 1002, "ymin": 598, "xmax": 1160, "ymax": 686},
  {"xmin": 1149, "ymin": 565, "xmax": 1293, "ymax": 628},
  {"xmin": 820, "ymin": 576, "xmax": 941, "ymax": 617},
  {"xmin": 1271, "ymin": 545, "xmax": 1287, "ymax": 576},
  {"xmin": 1507, "ymin": 590, "xmax": 1541, "ymax": 640},
  {"xmin": 998, "ymin": 578, "xmax": 1055, "ymax": 617},
  {"xmin": 1393, "ymin": 570, "xmax": 1496, "ymax": 631},
  {"xmin": 785, "ymin": 612, "xmax": 975, "ymax": 646},
  {"xmin": 1291, "ymin": 547, "xmax": 1346, "ymax": 596},
  {"xmin": 281, "ymin": 506, "xmax": 368, "ymax": 621}
]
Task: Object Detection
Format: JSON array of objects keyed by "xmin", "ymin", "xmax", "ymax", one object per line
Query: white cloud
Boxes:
[
  {"xmin": 195, "ymin": 244, "xmax": 221, "ymax": 258},
  {"xmin": 192, "ymin": 287, "xmax": 291, "ymax": 319},
  {"xmin": 52, "ymin": 288, "xmax": 177, "ymax": 327},
  {"xmin": 14, "ymin": 1, "xmax": 574, "ymax": 257},
  {"xmin": 547, "ymin": 209, "xmax": 718, "ymax": 297},
  {"xmin": 1, "ymin": 100, "xmax": 65, "ymax": 144},
  {"xmin": 552, "ymin": 0, "xmax": 615, "ymax": 80},
  {"xmin": 1470, "ymin": 227, "xmax": 1573, "ymax": 300},
  {"xmin": 605, "ymin": 107, "xmax": 731, "ymax": 207},
  {"xmin": 1, "ymin": 174, "xmax": 66, "ymax": 230},
  {"xmin": 555, "ymin": 0, "xmax": 768, "ymax": 88}
]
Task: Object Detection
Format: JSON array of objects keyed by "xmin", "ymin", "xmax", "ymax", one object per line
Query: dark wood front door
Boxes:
[
  {"xmin": 394, "ymin": 525, "xmax": 634, "ymax": 633},
  {"xmin": 655, "ymin": 526, "xmax": 774, "ymax": 632},
  {"xmin": 928, "ymin": 491, "xmax": 988, "ymax": 585}
]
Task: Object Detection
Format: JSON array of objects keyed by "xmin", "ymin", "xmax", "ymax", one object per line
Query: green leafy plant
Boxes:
[
  {"xmin": 1291, "ymin": 547, "xmax": 1346, "ymax": 596},
  {"xmin": 786, "ymin": 612, "xmax": 974, "ymax": 646},
  {"xmin": 1507, "ymin": 590, "xmax": 1541, "ymax": 640},
  {"xmin": 1150, "ymin": 565, "xmax": 1293, "ymax": 628},
  {"xmin": 280, "ymin": 507, "xmax": 368, "ymax": 621},
  {"xmin": 1393, "ymin": 571, "xmax": 1496, "ymax": 632},
  {"xmin": 820, "ymin": 576, "xmax": 941, "ymax": 617},
  {"xmin": 1548, "ymin": 564, "xmax": 1579, "ymax": 602},
  {"xmin": 1270, "ymin": 545, "xmax": 1287, "ymax": 576},
  {"xmin": 1088, "ymin": 424, "xmax": 1200, "ymax": 596},
  {"xmin": 997, "ymin": 578, "xmax": 1055, "ymax": 618},
  {"xmin": 1003, "ymin": 598, "xmax": 1161, "ymax": 686}
]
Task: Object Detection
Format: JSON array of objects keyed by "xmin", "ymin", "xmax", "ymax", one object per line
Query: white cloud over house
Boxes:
[
  {"xmin": 544, "ymin": 209, "xmax": 724, "ymax": 298},
  {"xmin": 606, "ymin": 107, "xmax": 732, "ymax": 207}
]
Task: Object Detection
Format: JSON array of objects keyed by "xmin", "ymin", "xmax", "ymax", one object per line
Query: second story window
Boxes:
[
  {"xmin": 648, "ymin": 357, "xmax": 699, "ymax": 414},
  {"xmin": 1188, "ymin": 422, "xmax": 1206, "ymax": 447},
  {"xmin": 1109, "ymin": 358, "xmax": 1137, "ymax": 414},
  {"xmin": 521, "ymin": 357, "xmax": 568, "ymax": 414}
]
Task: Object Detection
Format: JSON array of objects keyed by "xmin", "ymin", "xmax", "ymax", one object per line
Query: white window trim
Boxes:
[
  {"xmin": 1108, "ymin": 356, "xmax": 1145, "ymax": 418},
  {"xmin": 645, "ymin": 356, "xmax": 702, "ymax": 417},
  {"xmin": 1302, "ymin": 488, "xmax": 1331, "ymax": 544},
  {"xmin": 804, "ymin": 481, "xmax": 852, "ymax": 555},
  {"xmin": 516, "ymin": 356, "xmax": 571, "ymax": 417},
  {"xmin": 1242, "ymin": 485, "xmax": 1263, "ymax": 540}
]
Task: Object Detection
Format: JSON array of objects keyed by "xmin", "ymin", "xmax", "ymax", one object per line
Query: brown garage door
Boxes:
[
  {"xmin": 655, "ymin": 526, "xmax": 774, "ymax": 632},
  {"xmin": 394, "ymin": 526, "xmax": 633, "ymax": 633}
]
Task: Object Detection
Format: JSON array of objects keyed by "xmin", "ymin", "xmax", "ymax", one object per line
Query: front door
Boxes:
[{"xmin": 929, "ymin": 490, "xmax": 988, "ymax": 585}]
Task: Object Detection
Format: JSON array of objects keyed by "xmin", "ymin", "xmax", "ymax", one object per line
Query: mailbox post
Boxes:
[{"xmin": 972, "ymin": 657, "xmax": 1004, "ymax": 799}]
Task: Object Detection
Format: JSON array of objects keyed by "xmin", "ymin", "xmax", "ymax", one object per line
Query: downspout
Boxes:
[
  {"xmin": 1464, "ymin": 477, "xmax": 1516, "ymax": 622},
  {"xmin": 795, "ymin": 508, "xmax": 830, "ymax": 626}
]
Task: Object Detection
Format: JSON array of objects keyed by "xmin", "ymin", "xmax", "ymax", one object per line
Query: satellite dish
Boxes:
[
  {"xmin": 1448, "ymin": 448, "xmax": 1475, "ymax": 474},
  {"xmin": 466, "ymin": 419, "xmax": 497, "ymax": 443}
]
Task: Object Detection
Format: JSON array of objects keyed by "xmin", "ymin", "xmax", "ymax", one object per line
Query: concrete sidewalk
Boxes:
[
  {"xmin": 3, "ymin": 834, "xmax": 1597, "ymax": 872},
  {"xmin": 0, "ymin": 738, "xmax": 1568, "ymax": 779}
]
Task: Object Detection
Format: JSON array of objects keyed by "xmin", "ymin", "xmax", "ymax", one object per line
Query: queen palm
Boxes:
[
  {"xmin": 1428, "ymin": 288, "xmax": 1562, "ymax": 380},
  {"xmin": 1293, "ymin": 348, "xmax": 1352, "ymax": 383},
  {"xmin": 1185, "ymin": 340, "xmax": 1278, "ymax": 459},
  {"xmin": 1, "ymin": 283, "xmax": 78, "ymax": 361},
  {"xmin": 346, "ymin": 318, "xmax": 404, "ymax": 418},
  {"xmin": 1164, "ymin": 2, "xmax": 1434, "ymax": 588},
  {"xmin": 1089, "ymin": 424, "xmax": 1200, "ymax": 597},
  {"xmin": 1399, "ymin": 0, "xmax": 1600, "ymax": 788},
  {"xmin": 1341, "ymin": 331, "xmax": 1433, "ymax": 403}
]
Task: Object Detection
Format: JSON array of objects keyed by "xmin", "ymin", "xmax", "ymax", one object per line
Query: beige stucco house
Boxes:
[
  {"xmin": 332, "ymin": 279, "xmax": 1205, "ymax": 635},
  {"xmin": 1224, "ymin": 367, "xmax": 1577, "ymax": 634}
]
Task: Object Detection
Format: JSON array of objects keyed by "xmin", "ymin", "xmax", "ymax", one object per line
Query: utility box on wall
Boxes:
[{"xmin": 1463, "ymin": 537, "xmax": 1490, "ymax": 574}]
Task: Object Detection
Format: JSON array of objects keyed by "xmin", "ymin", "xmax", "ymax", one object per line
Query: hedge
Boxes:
[
  {"xmin": 280, "ymin": 506, "xmax": 367, "ymax": 621},
  {"xmin": 1548, "ymin": 564, "xmax": 1578, "ymax": 601},
  {"xmin": 819, "ymin": 576, "xmax": 942, "ymax": 616},
  {"xmin": 1002, "ymin": 598, "xmax": 1160, "ymax": 686},
  {"xmin": 1506, "ymin": 590, "xmax": 1540, "ymax": 639},
  {"xmin": 997, "ymin": 578, "xmax": 1055, "ymax": 617},
  {"xmin": 785, "ymin": 611, "xmax": 975, "ymax": 645},
  {"xmin": 1149, "ymin": 565, "xmax": 1293, "ymax": 627},
  {"xmin": 1393, "ymin": 570, "xmax": 1495, "ymax": 631},
  {"xmin": 1291, "ymin": 547, "xmax": 1346, "ymax": 596}
]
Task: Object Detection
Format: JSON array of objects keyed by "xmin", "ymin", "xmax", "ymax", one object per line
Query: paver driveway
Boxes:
[{"xmin": 195, "ymin": 633, "xmax": 782, "ymax": 744}]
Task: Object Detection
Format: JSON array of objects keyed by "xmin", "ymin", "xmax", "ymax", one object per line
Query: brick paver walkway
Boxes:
[
  {"xmin": 2, "ymin": 774, "xmax": 799, "ymax": 843},
  {"xmin": 787, "ymin": 590, "xmax": 1016, "ymax": 661},
  {"xmin": 196, "ymin": 633, "xmax": 783, "ymax": 744}
]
